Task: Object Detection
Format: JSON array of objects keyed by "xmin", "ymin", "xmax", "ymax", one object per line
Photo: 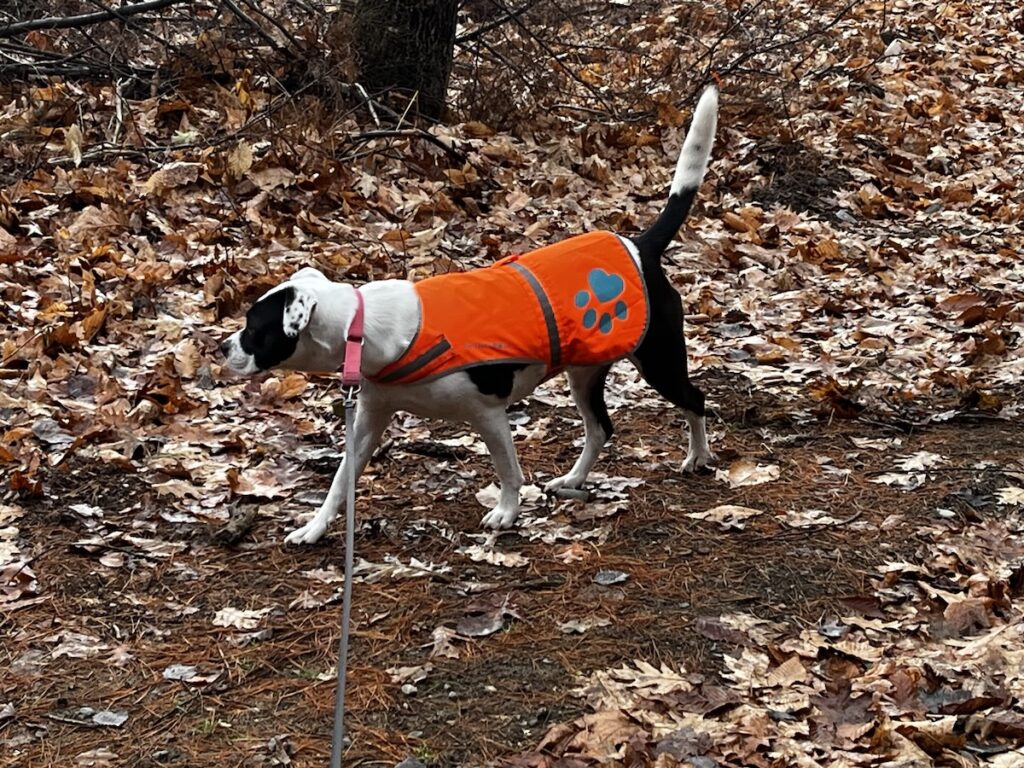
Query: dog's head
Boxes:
[{"xmin": 220, "ymin": 267, "xmax": 348, "ymax": 375}]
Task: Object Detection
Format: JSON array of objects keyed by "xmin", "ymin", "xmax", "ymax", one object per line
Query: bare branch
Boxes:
[
  {"xmin": 0, "ymin": 0, "xmax": 194, "ymax": 39},
  {"xmin": 220, "ymin": 0, "xmax": 287, "ymax": 53},
  {"xmin": 352, "ymin": 128, "xmax": 467, "ymax": 164},
  {"xmin": 456, "ymin": 3, "xmax": 532, "ymax": 43}
]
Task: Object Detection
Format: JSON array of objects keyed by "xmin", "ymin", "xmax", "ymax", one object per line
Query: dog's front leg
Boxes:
[
  {"xmin": 285, "ymin": 398, "xmax": 393, "ymax": 545},
  {"xmin": 471, "ymin": 406, "xmax": 524, "ymax": 529}
]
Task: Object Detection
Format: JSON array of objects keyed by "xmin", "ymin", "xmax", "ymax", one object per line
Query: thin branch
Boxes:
[
  {"xmin": 355, "ymin": 83, "xmax": 381, "ymax": 127},
  {"xmin": 455, "ymin": 35, "xmax": 537, "ymax": 94},
  {"xmin": 83, "ymin": 0, "xmax": 191, "ymax": 58},
  {"xmin": 456, "ymin": 3, "xmax": 532, "ymax": 43},
  {"xmin": 488, "ymin": 0, "xmax": 617, "ymax": 116},
  {"xmin": 549, "ymin": 103, "xmax": 612, "ymax": 117},
  {"xmin": 0, "ymin": 0, "xmax": 193, "ymax": 39},
  {"xmin": 0, "ymin": 59, "xmax": 155, "ymax": 80},
  {"xmin": 220, "ymin": 0, "xmax": 287, "ymax": 53},
  {"xmin": 337, "ymin": 81, "xmax": 402, "ymax": 122},
  {"xmin": 237, "ymin": 0, "xmax": 304, "ymax": 53},
  {"xmin": 351, "ymin": 128, "xmax": 466, "ymax": 164}
]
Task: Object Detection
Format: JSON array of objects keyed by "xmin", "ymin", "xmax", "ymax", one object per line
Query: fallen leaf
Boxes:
[
  {"xmin": 140, "ymin": 161, "xmax": 202, "ymax": 196},
  {"xmin": 996, "ymin": 487, "xmax": 1024, "ymax": 506},
  {"xmin": 457, "ymin": 543, "xmax": 529, "ymax": 568},
  {"xmin": 75, "ymin": 748, "xmax": 119, "ymax": 767},
  {"xmin": 456, "ymin": 593, "xmax": 520, "ymax": 637},
  {"xmin": 688, "ymin": 504, "xmax": 763, "ymax": 530},
  {"xmin": 430, "ymin": 626, "xmax": 462, "ymax": 659},
  {"xmin": 559, "ymin": 617, "xmax": 612, "ymax": 634},
  {"xmin": 212, "ymin": 606, "xmax": 271, "ymax": 629},
  {"xmin": 715, "ymin": 459, "xmax": 780, "ymax": 488}
]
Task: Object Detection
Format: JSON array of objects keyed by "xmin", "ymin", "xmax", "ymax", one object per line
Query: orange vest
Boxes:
[{"xmin": 369, "ymin": 231, "xmax": 649, "ymax": 385}]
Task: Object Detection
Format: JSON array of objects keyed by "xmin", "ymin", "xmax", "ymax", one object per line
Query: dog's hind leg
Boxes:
[
  {"xmin": 285, "ymin": 399, "xmax": 394, "ymax": 545},
  {"xmin": 639, "ymin": 358, "xmax": 713, "ymax": 472},
  {"xmin": 472, "ymin": 406, "xmax": 525, "ymax": 529},
  {"xmin": 631, "ymin": 290, "xmax": 714, "ymax": 472},
  {"xmin": 544, "ymin": 365, "xmax": 614, "ymax": 493}
]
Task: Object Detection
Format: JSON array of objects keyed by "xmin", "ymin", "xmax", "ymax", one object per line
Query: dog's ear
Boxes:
[
  {"xmin": 291, "ymin": 266, "xmax": 328, "ymax": 282},
  {"xmin": 282, "ymin": 286, "xmax": 317, "ymax": 338}
]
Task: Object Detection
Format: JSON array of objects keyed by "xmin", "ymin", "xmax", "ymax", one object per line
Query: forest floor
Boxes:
[
  {"xmin": 5, "ymin": 381, "xmax": 1024, "ymax": 767},
  {"xmin": 3, "ymin": 0, "xmax": 1024, "ymax": 766}
]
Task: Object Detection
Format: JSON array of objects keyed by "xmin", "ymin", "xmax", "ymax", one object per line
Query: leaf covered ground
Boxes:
[{"xmin": 2, "ymin": 1, "xmax": 1024, "ymax": 767}]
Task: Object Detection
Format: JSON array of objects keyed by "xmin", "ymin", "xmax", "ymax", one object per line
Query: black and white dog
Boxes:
[{"xmin": 221, "ymin": 86, "xmax": 718, "ymax": 545}]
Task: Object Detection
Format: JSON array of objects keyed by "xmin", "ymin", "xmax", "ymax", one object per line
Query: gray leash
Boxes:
[
  {"xmin": 329, "ymin": 393, "xmax": 358, "ymax": 768},
  {"xmin": 329, "ymin": 288, "xmax": 365, "ymax": 767}
]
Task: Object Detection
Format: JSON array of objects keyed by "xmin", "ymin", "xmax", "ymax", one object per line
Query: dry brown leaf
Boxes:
[
  {"xmin": 140, "ymin": 161, "xmax": 202, "ymax": 196},
  {"xmin": 227, "ymin": 141, "xmax": 254, "ymax": 179},
  {"xmin": 765, "ymin": 656, "xmax": 810, "ymax": 688},
  {"xmin": 715, "ymin": 460, "xmax": 780, "ymax": 488},
  {"xmin": 64, "ymin": 124, "xmax": 83, "ymax": 167},
  {"xmin": 687, "ymin": 504, "xmax": 762, "ymax": 530}
]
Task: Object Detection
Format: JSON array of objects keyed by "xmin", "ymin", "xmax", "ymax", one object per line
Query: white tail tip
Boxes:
[{"xmin": 669, "ymin": 85, "xmax": 719, "ymax": 197}]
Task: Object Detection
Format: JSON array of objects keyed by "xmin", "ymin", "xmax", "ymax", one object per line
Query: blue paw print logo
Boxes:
[{"xmin": 575, "ymin": 268, "xmax": 628, "ymax": 334}]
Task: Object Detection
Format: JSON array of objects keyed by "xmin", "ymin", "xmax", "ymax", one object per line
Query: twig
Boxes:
[
  {"xmin": 220, "ymin": 0, "xmax": 288, "ymax": 53},
  {"xmin": 550, "ymin": 103, "xmax": 613, "ymax": 117},
  {"xmin": 110, "ymin": 77, "xmax": 128, "ymax": 145},
  {"xmin": 0, "ymin": 0, "xmax": 192, "ymax": 38},
  {"xmin": 455, "ymin": 35, "xmax": 537, "ymax": 95},
  {"xmin": 456, "ymin": 3, "xmax": 532, "ymax": 43},
  {"xmin": 491, "ymin": 0, "xmax": 617, "ymax": 117},
  {"xmin": 238, "ymin": 0, "xmax": 304, "ymax": 53},
  {"xmin": 703, "ymin": 0, "xmax": 865, "ymax": 102},
  {"xmin": 83, "ymin": 0, "xmax": 191, "ymax": 59},
  {"xmin": 45, "ymin": 143, "xmax": 176, "ymax": 167},
  {"xmin": 0, "ymin": 59, "xmax": 155, "ymax": 80},
  {"xmin": 353, "ymin": 128, "xmax": 466, "ymax": 164},
  {"xmin": 355, "ymin": 82, "xmax": 380, "ymax": 127}
]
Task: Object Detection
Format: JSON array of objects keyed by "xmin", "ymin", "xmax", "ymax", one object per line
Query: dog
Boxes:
[{"xmin": 221, "ymin": 86, "xmax": 718, "ymax": 545}]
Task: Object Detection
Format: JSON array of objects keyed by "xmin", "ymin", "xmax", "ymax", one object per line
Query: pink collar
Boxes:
[{"xmin": 341, "ymin": 289, "xmax": 364, "ymax": 387}]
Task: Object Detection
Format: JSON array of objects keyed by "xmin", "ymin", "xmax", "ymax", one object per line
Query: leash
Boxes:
[{"xmin": 329, "ymin": 288, "xmax": 364, "ymax": 768}]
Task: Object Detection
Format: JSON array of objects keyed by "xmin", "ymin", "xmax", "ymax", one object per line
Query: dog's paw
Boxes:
[
  {"xmin": 682, "ymin": 450, "xmax": 716, "ymax": 473},
  {"xmin": 544, "ymin": 474, "xmax": 584, "ymax": 493},
  {"xmin": 544, "ymin": 475, "xmax": 591, "ymax": 501},
  {"xmin": 480, "ymin": 505, "xmax": 519, "ymax": 529},
  {"xmin": 285, "ymin": 517, "xmax": 329, "ymax": 545}
]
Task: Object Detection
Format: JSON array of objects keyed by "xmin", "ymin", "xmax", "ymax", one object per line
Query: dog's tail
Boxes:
[{"xmin": 633, "ymin": 86, "xmax": 718, "ymax": 264}]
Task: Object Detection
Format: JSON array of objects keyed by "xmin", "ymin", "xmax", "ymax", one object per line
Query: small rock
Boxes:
[
  {"xmin": 400, "ymin": 684, "xmax": 417, "ymax": 696},
  {"xmin": 817, "ymin": 621, "xmax": 848, "ymax": 640},
  {"xmin": 593, "ymin": 569, "xmax": 629, "ymax": 586}
]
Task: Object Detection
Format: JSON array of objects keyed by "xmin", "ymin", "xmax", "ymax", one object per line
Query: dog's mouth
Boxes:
[
  {"xmin": 220, "ymin": 334, "xmax": 261, "ymax": 375},
  {"xmin": 222, "ymin": 358, "xmax": 259, "ymax": 375}
]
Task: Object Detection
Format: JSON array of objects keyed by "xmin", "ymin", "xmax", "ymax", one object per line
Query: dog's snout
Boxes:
[{"xmin": 219, "ymin": 338, "xmax": 232, "ymax": 357}]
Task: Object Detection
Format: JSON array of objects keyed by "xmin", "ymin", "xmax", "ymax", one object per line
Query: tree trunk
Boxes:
[{"xmin": 353, "ymin": 0, "xmax": 458, "ymax": 122}]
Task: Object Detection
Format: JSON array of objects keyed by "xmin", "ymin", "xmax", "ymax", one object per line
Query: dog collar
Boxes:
[{"xmin": 341, "ymin": 288, "xmax": 364, "ymax": 387}]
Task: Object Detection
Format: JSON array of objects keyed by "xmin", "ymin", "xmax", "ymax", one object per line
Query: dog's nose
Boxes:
[{"xmin": 219, "ymin": 339, "xmax": 231, "ymax": 357}]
